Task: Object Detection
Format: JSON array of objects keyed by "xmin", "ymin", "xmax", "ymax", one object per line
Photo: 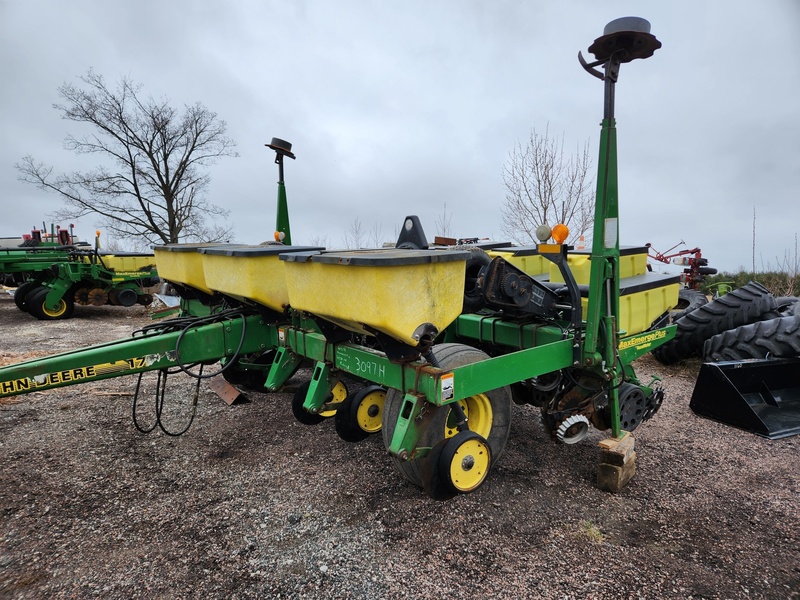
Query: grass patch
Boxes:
[{"xmin": 579, "ymin": 520, "xmax": 604, "ymax": 543}]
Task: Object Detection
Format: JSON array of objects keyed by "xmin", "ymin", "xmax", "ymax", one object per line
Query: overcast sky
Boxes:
[{"xmin": 1, "ymin": 1, "xmax": 798, "ymax": 273}]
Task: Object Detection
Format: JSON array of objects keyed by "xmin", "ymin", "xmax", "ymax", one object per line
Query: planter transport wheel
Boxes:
[{"xmin": 334, "ymin": 385, "xmax": 386, "ymax": 443}]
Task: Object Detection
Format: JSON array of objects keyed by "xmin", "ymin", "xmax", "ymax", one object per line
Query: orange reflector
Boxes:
[
  {"xmin": 538, "ymin": 243, "xmax": 561, "ymax": 254},
  {"xmin": 552, "ymin": 223, "xmax": 569, "ymax": 244}
]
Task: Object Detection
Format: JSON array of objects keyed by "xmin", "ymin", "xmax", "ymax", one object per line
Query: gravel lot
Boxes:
[{"xmin": 1, "ymin": 293, "xmax": 799, "ymax": 599}]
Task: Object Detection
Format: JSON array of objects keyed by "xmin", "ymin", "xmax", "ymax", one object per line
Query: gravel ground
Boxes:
[{"xmin": 1, "ymin": 293, "xmax": 799, "ymax": 599}]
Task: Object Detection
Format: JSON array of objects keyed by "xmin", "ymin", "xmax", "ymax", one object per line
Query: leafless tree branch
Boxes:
[
  {"xmin": 16, "ymin": 69, "xmax": 237, "ymax": 245},
  {"xmin": 501, "ymin": 126, "xmax": 594, "ymax": 246}
]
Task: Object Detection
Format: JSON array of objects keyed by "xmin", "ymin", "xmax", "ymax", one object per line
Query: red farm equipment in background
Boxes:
[{"xmin": 646, "ymin": 242, "xmax": 717, "ymax": 290}]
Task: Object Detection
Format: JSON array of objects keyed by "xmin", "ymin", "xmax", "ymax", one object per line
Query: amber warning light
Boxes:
[{"xmin": 551, "ymin": 223, "xmax": 569, "ymax": 244}]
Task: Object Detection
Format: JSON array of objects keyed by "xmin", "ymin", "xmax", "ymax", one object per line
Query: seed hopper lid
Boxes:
[
  {"xmin": 492, "ymin": 245, "xmax": 542, "ymax": 257},
  {"xmin": 280, "ymin": 248, "xmax": 471, "ymax": 266},
  {"xmin": 199, "ymin": 245, "xmax": 324, "ymax": 257},
  {"xmin": 154, "ymin": 243, "xmax": 248, "ymax": 253}
]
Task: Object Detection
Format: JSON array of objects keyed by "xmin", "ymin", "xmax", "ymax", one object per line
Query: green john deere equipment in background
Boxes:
[{"xmin": 1, "ymin": 228, "xmax": 158, "ymax": 320}]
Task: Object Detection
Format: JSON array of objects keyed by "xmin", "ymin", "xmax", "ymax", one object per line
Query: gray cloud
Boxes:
[{"xmin": 1, "ymin": 0, "xmax": 798, "ymax": 272}]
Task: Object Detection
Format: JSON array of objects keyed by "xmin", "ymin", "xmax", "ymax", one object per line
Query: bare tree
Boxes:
[
  {"xmin": 501, "ymin": 126, "xmax": 594, "ymax": 245},
  {"xmin": 16, "ymin": 70, "xmax": 238, "ymax": 247},
  {"xmin": 435, "ymin": 202, "xmax": 452, "ymax": 238},
  {"xmin": 341, "ymin": 217, "xmax": 365, "ymax": 249},
  {"xmin": 308, "ymin": 234, "xmax": 330, "ymax": 249},
  {"xmin": 368, "ymin": 222, "xmax": 384, "ymax": 248}
]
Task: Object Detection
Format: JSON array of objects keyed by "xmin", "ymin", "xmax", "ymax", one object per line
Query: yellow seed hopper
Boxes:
[
  {"xmin": 280, "ymin": 248, "xmax": 470, "ymax": 347},
  {"xmin": 154, "ymin": 243, "xmax": 245, "ymax": 295},
  {"xmin": 198, "ymin": 245, "xmax": 324, "ymax": 312}
]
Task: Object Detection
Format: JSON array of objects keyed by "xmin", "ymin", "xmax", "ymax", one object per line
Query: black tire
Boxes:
[
  {"xmin": 421, "ymin": 430, "xmax": 492, "ymax": 501},
  {"xmin": 775, "ymin": 296, "xmax": 799, "ymax": 316},
  {"xmin": 334, "ymin": 385, "xmax": 386, "ymax": 443},
  {"xmin": 381, "ymin": 343, "xmax": 511, "ymax": 490},
  {"xmin": 703, "ymin": 315, "xmax": 800, "ymax": 361},
  {"xmin": 673, "ymin": 289, "xmax": 710, "ymax": 320},
  {"xmin": 652, "ymin": 281, "xmax": 776, "ymax": 365},
  {"xmin": 27, "ymin": 287, "xmax": 75, "ymax": 320},
  {"xmin": 462, "ymin": 248, "xmax": 491, "ymax": 313},
  {"xmin": 13, "ymin": 281, "xmax": 39, "ymax": 312},
  {"xmin": 758, "ymin": 296, "xmax": 799, "ymax": 320},
  {"xmin": 291, "ymin": 381, "xmax": 325, "ymax": 425}
]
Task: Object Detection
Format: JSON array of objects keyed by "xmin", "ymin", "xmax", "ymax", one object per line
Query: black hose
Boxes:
[
  {"xmin": 131, "ymin": 366, "xmax": 200, "ymax": 436},
  {"xmin": 172, "ymin": 310, "xmax": 249, "ymax": 379},
  {"xmin": 132, "ymin": 371, "xmax": 158, "ymax": 434}
]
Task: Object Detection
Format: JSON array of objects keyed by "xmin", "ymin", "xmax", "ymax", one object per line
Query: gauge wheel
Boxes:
[
  {"xmin": 334, "ymin": 385, "xmax": 386, "ymax": 443},
  {"xmin": 291, "ymin": 380, "xmax": 348, "ymax": 425}
]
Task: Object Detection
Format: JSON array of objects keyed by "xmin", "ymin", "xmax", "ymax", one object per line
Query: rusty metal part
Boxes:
[{"xmin": 87, "ymin": 288, "xmax": 108, "ymax": 306}]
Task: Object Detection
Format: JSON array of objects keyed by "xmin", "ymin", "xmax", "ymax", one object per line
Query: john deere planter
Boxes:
[
  {"xmin": 2, "ymin": 229, "xmax": 157, "ymax": 320},
  {"xmin": 0, "ymin": 19, "xmax": 683, "ymax": 498}
]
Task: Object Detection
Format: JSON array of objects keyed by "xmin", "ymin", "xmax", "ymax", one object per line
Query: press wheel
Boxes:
[
  {"xmin": 439, "ymin": 430, "xmax": 492, "ymax": 494},
  {"xmin": 335, "ymin": 385, "xmax": 386, "ymax": 443}
]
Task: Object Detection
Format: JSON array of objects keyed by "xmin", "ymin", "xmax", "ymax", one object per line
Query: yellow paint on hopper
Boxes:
[
  {"xmin": 550, "ymin": 246, "xmax": 649, "ymax": 285},
  {"xmin": 486, "ymin": 247, "xmax": 549, "ymax": 276},
  {"xmin": 100, "ymin": 254, "xmax": 157, "ymax": 273},
  {"xmin": 282, "ymin": 249, "xmax": 469, "ymax": 347},
  {"xmin": 154, "ymin": 243, "xmax": 242, "ymax": 294},
  {"xmin": 199, "ymin": 245, "xmax": 323, "ymax": 311},
  {"xmin": 576, "ymin": 276, "xmax": 680, "ymax": 336}
]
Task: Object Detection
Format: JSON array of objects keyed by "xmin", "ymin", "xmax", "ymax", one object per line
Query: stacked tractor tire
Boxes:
[{"xmin": 652, "ymin": 282, "xmax": 800, "ymax": 364}]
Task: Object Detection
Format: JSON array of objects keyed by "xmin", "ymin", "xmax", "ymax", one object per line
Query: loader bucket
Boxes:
[{"xmin": 690, "ymin": 358, "xmax": 800, "ymax": 439}]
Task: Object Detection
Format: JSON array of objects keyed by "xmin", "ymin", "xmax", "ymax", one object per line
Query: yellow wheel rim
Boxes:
[
  {"xmin": 444, "ymin": 393, "xmax": 492, "ymax": 440},
  {"xmin": 447, "ymin": 436, "xmax": 490, "ymax": 492},
  {"xmin": 355, "ymin": 389, "xmax": 385, "ymax": 433},
  {"xmin": 320, "ymin": 381, "xmax": 347, "ymax": 418},
  {"xmin": 41, "ymin": 299, "xmax": 68, "ymax": 318}
]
